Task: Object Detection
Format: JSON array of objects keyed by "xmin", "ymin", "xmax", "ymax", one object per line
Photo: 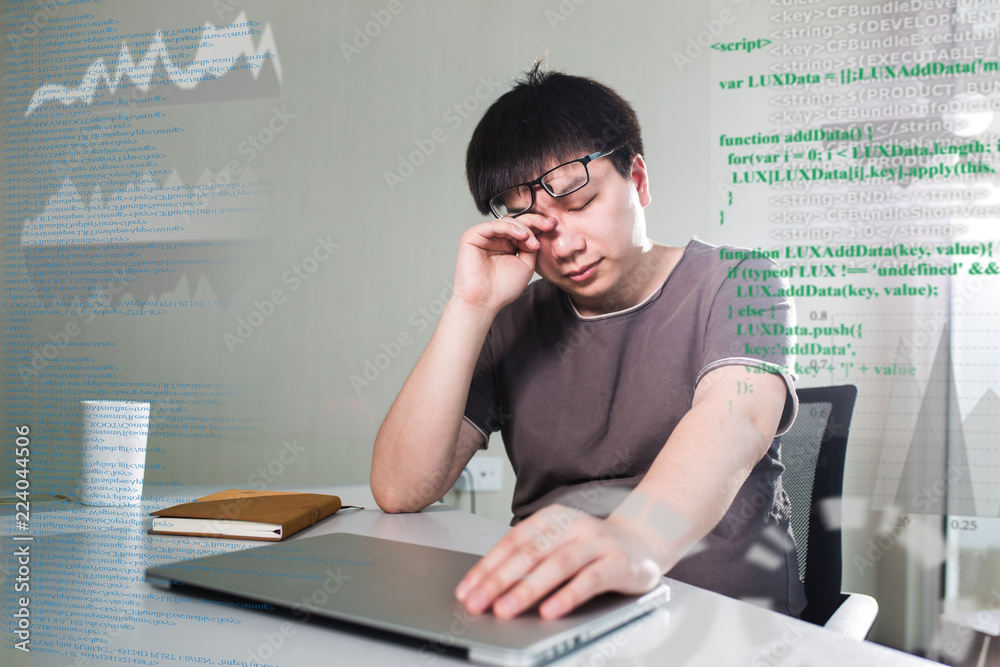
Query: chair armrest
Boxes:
[{"xmin": 825, "ymin": 593, "xmax": 879, "ymax": 640}]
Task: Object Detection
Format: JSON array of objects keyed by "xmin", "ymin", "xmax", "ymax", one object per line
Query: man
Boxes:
[{"xmin": 370, "ymin": 63, "xmax": 806, "ymax": 620}]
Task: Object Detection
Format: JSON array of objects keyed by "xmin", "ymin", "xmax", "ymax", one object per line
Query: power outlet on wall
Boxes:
[{"xmin": 453, "ymin": 457, "xmax": 503, "ymax": 492}]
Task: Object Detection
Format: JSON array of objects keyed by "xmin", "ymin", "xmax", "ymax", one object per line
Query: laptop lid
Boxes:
[{"xmin": 145, "ymin": 532, "xmax": 669, "ymax": 667}]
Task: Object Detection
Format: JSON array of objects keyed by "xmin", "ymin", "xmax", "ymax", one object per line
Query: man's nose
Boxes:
[
  {"xmin": 531, "ymin": 192, "xmax": 585, "ymax": 259},
  {"xmin": 544, "ymin": 215, "xmax": 585, "ymax": 260}
]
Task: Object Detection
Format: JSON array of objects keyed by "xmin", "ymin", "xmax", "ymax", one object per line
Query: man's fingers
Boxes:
[
  {"xmin": 456, "ymin": 541, "xmax": 522, "ymax": 610},
  {"xmin": 538, "ymin": 561, "xmax": 613, "ymax": 620},
  {"xmin": 457, "ymin": 524, "xmax": 556, "ymax": 612},
  {"xmin": 456, "ymin": 506, "xmax": 582, "ymax": 614},
  {"xmin": 513, "ymin": 213, "xmax": 556, "ymax": 239},
  {"xmin": 537, "ymin": 544, "xmax": 661, "ymax": 620},
  {"xmin": 468, "ymin": 218, "xmax": 541, "ymax": 253},
  {"xmin": 491, "ymin": 538, "xmax": 602, "ymax": 619}
]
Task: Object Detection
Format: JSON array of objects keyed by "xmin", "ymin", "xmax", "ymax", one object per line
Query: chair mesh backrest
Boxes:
[
  {"xmin": 780, "ymin": 401, "xmax": 832, "ymax": 582},
  {"xmin": 779, "ymin": 385, "xmax": 856, "ymax": 626}
]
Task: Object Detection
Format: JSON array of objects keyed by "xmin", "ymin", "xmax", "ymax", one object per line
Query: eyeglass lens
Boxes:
[{"xmin": 493, "ymin": 161, "xmax": 590, "ymax": 217}]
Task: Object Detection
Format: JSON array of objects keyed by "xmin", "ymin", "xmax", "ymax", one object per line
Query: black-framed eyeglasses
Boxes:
[{"xmin": 488, "ymin": 148, "xmax": 616, "ymax": 218}]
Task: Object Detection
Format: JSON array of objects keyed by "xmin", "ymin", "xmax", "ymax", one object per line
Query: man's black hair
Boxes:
[{"xmin": 465, "ymin": 60, "xmax": 644, "ymax": 216}]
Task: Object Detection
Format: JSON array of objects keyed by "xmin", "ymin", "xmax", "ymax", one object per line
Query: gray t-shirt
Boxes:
[{"xmin": 464, "ymin": 238, "xmax": 807, "ymax": 616}]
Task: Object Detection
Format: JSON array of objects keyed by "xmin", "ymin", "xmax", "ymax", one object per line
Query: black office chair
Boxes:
[{"xmin": 781, "ymin": 384, "xmax": 879, "ymax": 640}]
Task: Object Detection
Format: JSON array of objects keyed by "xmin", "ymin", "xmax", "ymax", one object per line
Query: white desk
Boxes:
[{"xmin": 2, "ymin": 486, "xmax": 944, "ymax": 666}]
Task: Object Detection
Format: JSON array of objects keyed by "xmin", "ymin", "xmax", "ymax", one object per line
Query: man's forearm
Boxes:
[
  {"xmin": 612, "ymin": 368, "xmax": 784, "ymax": 573},
  {"xmin": 370, "ymin": 299, "xmax": 496, "ymax": 512}
]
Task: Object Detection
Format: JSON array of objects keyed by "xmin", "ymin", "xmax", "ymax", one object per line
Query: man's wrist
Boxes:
[
  {"xmin": 609, "ymin": 491, "xmax": 691, "ymax": 573},
  {"xmin": 443, "ymin": 296, "xmax": 498, "ymax": 333}
]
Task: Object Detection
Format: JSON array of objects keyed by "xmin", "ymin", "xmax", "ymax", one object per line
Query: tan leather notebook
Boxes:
[{"xmin": 149, "ymin": 489, "xmax": 354, "ymax": 541}]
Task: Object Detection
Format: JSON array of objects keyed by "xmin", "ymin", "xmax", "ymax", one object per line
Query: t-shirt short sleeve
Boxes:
[{"xmin": 694, "ymin": 256, "xmax": 799, "ymax": 435}]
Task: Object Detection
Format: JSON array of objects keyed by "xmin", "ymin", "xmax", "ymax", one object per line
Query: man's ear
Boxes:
[{"xmin": 631, "ymin": 154, "xmax": 651, "ymax": 207}]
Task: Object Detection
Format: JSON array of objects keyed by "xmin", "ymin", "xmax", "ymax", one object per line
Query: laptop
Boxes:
[{"xmin": 145, "ymin": 532, "xmax": 670, "ymax": 666}]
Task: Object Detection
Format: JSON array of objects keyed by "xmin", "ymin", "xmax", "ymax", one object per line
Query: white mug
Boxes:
[{"xmin": 79, "ymin": 400, "xmax": 150, "ymax": 506}]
